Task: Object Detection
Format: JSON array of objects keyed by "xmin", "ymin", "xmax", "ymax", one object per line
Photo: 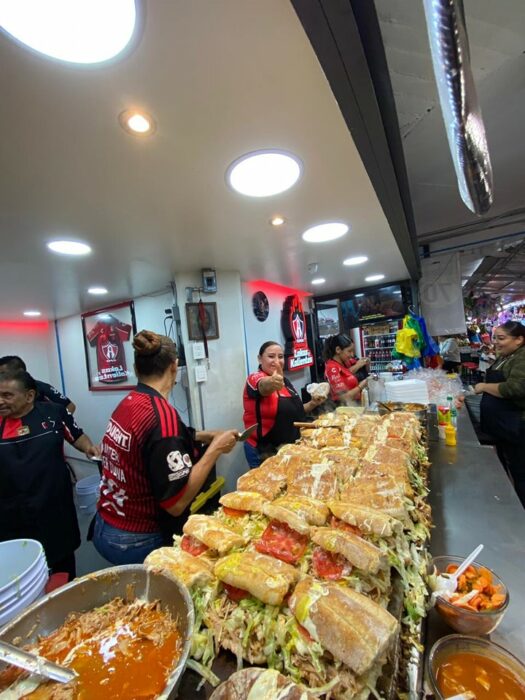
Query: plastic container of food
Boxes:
[
  {"xmin": 432, "ymin": 555, "xmax": 509, "ymax": 635},
  {"xmin": 427, "ymin": 634, "xmax": 525, "ymax": 700}
]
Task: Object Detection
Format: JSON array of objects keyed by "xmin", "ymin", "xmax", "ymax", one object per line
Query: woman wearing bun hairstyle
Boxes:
[
  {"xmin": 242, "ymin": 341, "xmax": 325, "ymax": 468},
  {"xmin": 473, "ymin": 321, "xmax": 525, "ymax": 506},
  {"xmin": 323, "ymin": 334, "xmax": 369, "ymax": 403},
  {"xmin": 93, "ymin": 330, "xmax": 238, "ymax": 564}
]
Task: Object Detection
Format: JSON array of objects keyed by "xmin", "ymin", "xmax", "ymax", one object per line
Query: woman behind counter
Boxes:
[
  {"xmin": 473, "ymin": 321, "xmax": 525, "ymax": 506},
  {"xmin": 323, "ymin": 334, "xmax": 369, "ymax": 404},
  {"xmin": 93, "ymin": 330, "xmax": 238, "ymax": 564},
  {"xmin": 242, "ymin": 341, "xmax": 324, "ymax": 468}
]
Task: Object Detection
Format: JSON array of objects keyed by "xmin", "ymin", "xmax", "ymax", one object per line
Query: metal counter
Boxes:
[{"xmin": 427, "ymin": 407, "xmax": 525, "ymax": 660}]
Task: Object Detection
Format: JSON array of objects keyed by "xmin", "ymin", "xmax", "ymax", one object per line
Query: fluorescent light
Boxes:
[
  {"xmin": 270, "ymin": 216, "xmax": 285, "ymax": 227},
  {"xmin": 88, "ymin": 286, "xmax": 108, "ymax": 295},
  {"xmin": 343, "ymin": 255, "xmax": 368, "ymax": 266},
  {"xmin": 227, "ymin": 150, "xmax": 302, "ymax": 197},
  {"xmin": 354, "ymin": 293, "xmax": 364, "ymax": 298},
  {"xmin": 302, "ymin": 222, "xmax": 349, "ymax": 243},
  {"xmin": 23, "ymin": 310, "xmax": 41, "ymax": 317},
  {"xmin": 0, "ymin": 0, "xmax": 136, "ymax": 64},
  {"xmin": 47, "ymin": 240, "xmax": 91, "ymax": 255},
  {"xmin": 311, "ymin": 278, "xmax": 326, "ymax": 285},
  {"xmin": 365, "ymin": 274, "xmax": 385, "ymax": 282},
  {"xmin": 119, "ymin": 110, "xmax": 156, "ymax": 136}
]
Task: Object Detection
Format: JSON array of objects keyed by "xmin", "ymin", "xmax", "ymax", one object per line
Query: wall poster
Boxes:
[
  {"xmin": 281, "ymin": 294, "xmax": 314, "ymax": 371},
  {"xmin": 81, "ymin": 301, "xmax": 137, "ymax": 391}
]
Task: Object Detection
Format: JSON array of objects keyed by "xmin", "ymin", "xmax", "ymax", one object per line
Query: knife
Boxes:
[
  {"xmin": 236, "ymin": 423, "xmax": 258, "ymax": 441},
  {"xmin": 0, "ymin": 640, "xmax": 77, "ymax": 684}
]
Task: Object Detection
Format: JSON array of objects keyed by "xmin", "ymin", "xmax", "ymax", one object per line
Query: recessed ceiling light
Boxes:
[
  {"xmin": 119, "ymin": 110, "xmax": 156, "ymax": 136},
  {"xmin": 365, "ymin": 274, "xmax": 385, "ymax": 282},
  {"xmin": 270, "ymin": 216, "xmax": 285, "ymax": 227},
  {"xmin": 0, "ymin": 0, "xmax": 136, "ymax": 64},
  {"xmin": 47, "ymin": 240, "xmax": 91, "ymax": 255},
  {"xmin": 23, "ymin": 310, "xmax": 41, "ymax": 317},
  {"xmin": 343, "ymin": 255, "xmax": 368, "ymax": 266},
  {"xmin": 88, "ymin": 286, "xmax": 108, "ymax": 295},
  {"xmin": 302, "ymin": 222, "xmax": 349, "ymax": 243},
  {"xmin": 227, "ymin": 150, "xmax": 302, "ymax": 197},
  {"xmin": 311, "ymin": 278, "xmax": 326, "ymax": 285}
]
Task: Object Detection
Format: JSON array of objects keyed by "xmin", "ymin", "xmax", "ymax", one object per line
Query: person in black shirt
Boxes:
[
  {"xmin": 0, "ymin": 369, "xmax": 99, "ymax": 578},
  {"xmin": 0, "ymin": 355, "xmax": 76, "ymax": 413}
]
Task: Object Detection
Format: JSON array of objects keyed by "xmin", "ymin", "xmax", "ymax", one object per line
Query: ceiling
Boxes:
[
  {"xmin": 375, "ymin": 0, "xmax": 525, "ymax": 303},
  {"xmin": 0, "ymin": 0, "xmax": 411, "ymax": 322}
]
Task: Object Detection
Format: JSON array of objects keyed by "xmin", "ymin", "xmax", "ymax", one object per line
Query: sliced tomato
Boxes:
[
  {"xmin": 297, "ymin": 623, "xmax": 313, "ymax": 642},
  {"xmin": 330, "ymin": 515, "xmax": 361, "ymax": 536},
  {"xmin": 254, "ymin": 520, "xmax": 308, "ymax": 565},
  {"xmin": 223, "ymin": 583, "xmax": 251, "ymax": 602},
  {"xmin": 312, "ymin": 546, "xmax": 351, "ymax": 580},
  {"xmin": 180, "ymin": 534, "xmax": 209, "ymax": 557},
  {"xmin": 222, "ymin": 506, "xmax": 248, "ymax": 518}
]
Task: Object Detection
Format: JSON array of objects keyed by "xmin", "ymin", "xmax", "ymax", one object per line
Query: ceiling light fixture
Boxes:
[
  {"xmin": 88, "ymin": 286, "xmax": 108, "ymax": 295},
  {"xmin": 343, "ymin": 255, "xmax": 368, "ymax": 266},
  {"xmin": 119, "ymin": 109, "xmax": 156, "ymax": 136},
  {"xmin": 354, "ymin": 293, "xmax": 364, "ymax": 298},
  {"xmin": 270, "ymin": 216, "xmax": 285, "ymax": 227},
  {"xmin": 311, "ymin": 278, "xmax": 326, "ymax": 285},
  {"xmin": 23, "ymin": 310, "xmax": 42, "ymax": 317},
  {"xmin": 365, "ymin": 274, "xmax": 385, "ymax": 282},
  {"xmin": 302, "ymin": 222, "xmax": 349, "ymax": 243},
  {"xmin": 0, "ymin": 0, "xmax": 136, "ymax": 64},
  {"xmin": 227, "ymin": 150, "xmax": 302, "ymax": 197},
  {"xmin": 47, "ymin": 240, "xmax": 91, "ymax": 255}
]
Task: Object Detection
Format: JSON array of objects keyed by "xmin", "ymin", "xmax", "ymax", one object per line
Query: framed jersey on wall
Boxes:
[{"xmin": 81, "ymin": 301, "xmax": 137, "ymax": 391}]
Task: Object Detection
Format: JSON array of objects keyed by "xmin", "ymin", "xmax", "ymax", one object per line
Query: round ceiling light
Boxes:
[
  {"xmin": 365, "ymin": 274, "xmax": 385, "ymax": 282},
  {"xmin": 0, "ymin": 0, "xmax": 137, "ymax": 64},
  {"xmin": 302, "ymin": 222, "xmax": 349, "ymax": 243},
  {"xmin": 47, "ymin": 240, "xmax": 91, "ymax": 255},
  {"xmin": 23, "ymin": 310, "xmax": 42, "ymax": 317},
  {"xmin": 88, "ymin": 286, "xmax": 108, "ymax": 295},
  {"xmin": 311, "ymin": 278, "xmax": 326, "ymax": 285},
  {"xmin": 227, "ymin": 150, "xmax": 302, "ymax": 197},
  {"xmin": 270, "ymin": 216, "xmax": 285, "ymax": 227},
  {"xmin": 119, "ymin": 109, "xmax": 156, "ymax": 136},
  {"xmin": 343, "ymin": 255, "xmax": 368, "ymax": 266}
]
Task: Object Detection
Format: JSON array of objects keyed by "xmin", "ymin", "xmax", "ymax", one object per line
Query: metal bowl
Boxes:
[
  {"xmin": 377, "ymin": 402, "xmax": 428, "ymax": 422},
  {"xmin": 0, "ymin": 565, "xmax": 194, "ymax": 699}
]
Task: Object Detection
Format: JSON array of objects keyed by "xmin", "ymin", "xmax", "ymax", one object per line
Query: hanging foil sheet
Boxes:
[{"xmin": 422, "ymin": 0, "xmax": 493, "ymax": 215}]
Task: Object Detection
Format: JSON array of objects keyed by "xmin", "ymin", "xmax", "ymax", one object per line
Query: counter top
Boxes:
[{"xmin": 427, "ymin": 407, "xmax": 525, "ymax": 660}]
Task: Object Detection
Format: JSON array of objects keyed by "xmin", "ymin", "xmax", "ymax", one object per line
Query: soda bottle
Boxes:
[{"xmin": 447, "ymin": 395, "xmax": 457, "ymax": 427}]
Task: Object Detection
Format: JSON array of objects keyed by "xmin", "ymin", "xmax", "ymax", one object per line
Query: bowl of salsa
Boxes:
[
  {"xmin": 431, "ymin": 555, "xmax": 509, "ymax": 635},
  {"xmin": 427, "ymin": 634, "xmax": 525, "ymax": 700}
]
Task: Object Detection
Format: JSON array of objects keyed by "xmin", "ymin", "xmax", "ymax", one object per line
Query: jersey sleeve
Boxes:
[
  {"xmin": 36, "ymin": 380, "xmax": 71, "ymax": 407},
  {"xmin": 59, "ymin": 406, "xmax": 84, "ymax": 444},
  {"xmin": 86, "ymin": 321, "xmax": 103, "ymax": 345},
  {"xmin": 245, "ymin": 370, "xmax": 267, "ymax": 399},
  {"xmin": 145, "ymin": 432, "xmax": 193, "ymax": 510}
]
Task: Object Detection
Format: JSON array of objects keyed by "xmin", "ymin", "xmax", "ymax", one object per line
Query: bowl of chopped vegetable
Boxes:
[{"xmin": 431, "ymin": 555, "xmax": 509, "ymax": 635}]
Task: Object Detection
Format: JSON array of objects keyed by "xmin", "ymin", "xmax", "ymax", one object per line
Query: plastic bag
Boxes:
[{"xmin": 306, "ymin": 382, "xmax": 330, "ymax": 400}]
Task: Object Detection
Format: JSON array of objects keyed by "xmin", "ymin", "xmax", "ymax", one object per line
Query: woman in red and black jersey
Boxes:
[
  {"xmin": 243, "ymin": 341, "xmax": 324, "ymax": 468},
  {"xmin": 323, "ymin": 334, "xmax": 369, "ymax": 404},
  {"xmin": 93, "ymin": 330, "xmax": 238, "ymax": 564}
]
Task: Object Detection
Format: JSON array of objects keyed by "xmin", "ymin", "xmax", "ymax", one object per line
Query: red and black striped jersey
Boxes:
[{"xmin": 98, "ymin": 383, "xmax": 195, "ymax": 533}]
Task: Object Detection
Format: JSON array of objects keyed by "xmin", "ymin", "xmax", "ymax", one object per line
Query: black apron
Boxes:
[
  {"xmin": 256, "ymin": 378, "xmax": 306, "ymax": 458},
  {"xmin": 480, "ymin": 363, "xmax": 524, "ymax": 444},
  {"xmin": 0, "ymin": 406, "xmax": 80, "ymax": 565}
]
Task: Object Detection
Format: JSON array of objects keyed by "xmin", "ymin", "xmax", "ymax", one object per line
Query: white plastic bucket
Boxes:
[
  {"xmin": 0, "ymin": 567, "xmax": 48, "ymax": 627},
  {"xmin": 75, "ymin": 474, "xmax": 101, "ymax": 515},
  {"xmin": 0, "ymin": 540, "xmax": 45, "ymax": 597}
]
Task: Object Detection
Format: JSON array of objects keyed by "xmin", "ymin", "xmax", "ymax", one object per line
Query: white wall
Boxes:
[
  {"xmin": 0, "ymin": 320, "xmax": 59, "ymax": 384},
  {"xmin": 241, "ymin": 281, "xmax": 312, "ymax": 394}
]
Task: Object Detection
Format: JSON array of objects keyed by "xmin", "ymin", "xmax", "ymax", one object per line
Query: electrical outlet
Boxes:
[
  {"xmin": 195, "ymin": 365, "xmax": 207, "ymax": 383},
  {"xmin": 193, "ymin": 342, "xmax": 206, "ymax": 360}
]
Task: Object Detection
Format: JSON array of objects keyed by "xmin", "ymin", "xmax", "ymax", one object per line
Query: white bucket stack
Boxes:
[
  {"xmin": 75, "ymin": 473, "xmax": 101, "ymax": 515},
  {"xmin": 0, "ymin": 539, "xmax": 48, "ymax": 628}
]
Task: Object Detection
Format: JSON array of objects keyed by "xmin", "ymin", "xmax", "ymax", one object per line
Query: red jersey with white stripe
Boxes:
[
  {"xmin": 87, "ymin": 319, "xmax": 132, "ymax": 384},
  {"xmin": 98, "ymin": 384, "xmax": 195, "ymax": 533},
  {"xmin": 324, "ymin": 358, "xmax": 359, "ymax": 401}
]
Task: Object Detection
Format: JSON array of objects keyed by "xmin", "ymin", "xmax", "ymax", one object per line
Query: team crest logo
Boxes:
[
  {"xmin": 102, "ymin": 341, "xmax": 119, "ymax": 361},
  {"xmin": 291, "ymin": 312, "xmax": 305, "ymax": 341},
  {"xmin": 166, "ymin": 451, "xmax": 191, "ymax": 481}
]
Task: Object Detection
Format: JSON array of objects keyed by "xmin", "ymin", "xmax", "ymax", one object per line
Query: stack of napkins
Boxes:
[{"xmin": 385, "ymin": 379, "xmax": 429, "ymax": 404}]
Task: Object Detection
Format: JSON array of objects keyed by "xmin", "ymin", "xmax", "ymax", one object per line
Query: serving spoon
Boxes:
[
  {"xmin": 0, "ymin": 640, "xmax": 76, "ymax": 684},
  {"xmin": 432, "ymin": 544, "xmax": 484, "ymax": 600}
]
